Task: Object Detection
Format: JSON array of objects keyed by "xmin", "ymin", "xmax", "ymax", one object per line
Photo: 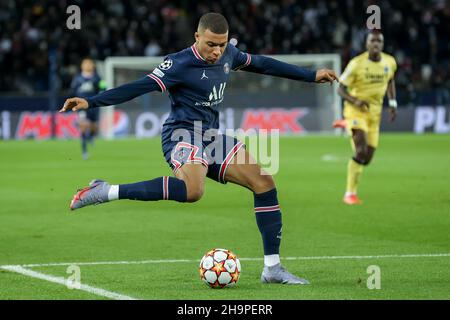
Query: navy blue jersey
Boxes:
[
  {"xmin": 71, "ymin": 73, "xmax": 102, "ymax": 98},
  {"xmin": 84, "ymin": 42, "xmax": 317, "ymax": 180},
  {"xmin": 86, "ymin": 43, "xmax": 317, "ymax": 134}
]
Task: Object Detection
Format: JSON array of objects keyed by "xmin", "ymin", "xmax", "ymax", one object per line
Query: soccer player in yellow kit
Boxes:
[{"xmin": 338, "ymin": 31, "xmax": 398, "ymax": 205}]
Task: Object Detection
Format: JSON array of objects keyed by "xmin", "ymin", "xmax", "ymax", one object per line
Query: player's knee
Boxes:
[
  {"xmin": 354, "ymin": 149, "xmax": 368, "ymax": 164},
  {"xmin": 250, "ymin": 175, "xmax": 276, "ymax": 194},
  {"xmin": 79, "ymin": 123, "xmax": 89, "ymax": 132},
  {"xmin": 186, "ymin": 185, "xmax": 204, "ymax": 202}
]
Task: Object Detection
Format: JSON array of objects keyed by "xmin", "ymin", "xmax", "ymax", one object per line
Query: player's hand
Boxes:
[
  {"xmin": 315, "ymin": 69, "xmax": 339, "ymax": 85},
  {"xmin": 59, "ymin": 97, "xmax": 88, "ymax": 112},
  {"xmin": 354, "ymin": 99, "xmax": 370, "ymax": 111},
  {"xmin": 388, "ymin": 107, "xmax": 397, "ymax": 122}
]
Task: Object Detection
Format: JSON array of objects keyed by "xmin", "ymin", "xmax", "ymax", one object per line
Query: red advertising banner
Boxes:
[
  {"xmin": 241, "ymin": 108, "xmax": 308, "ymax": 133},
  {"xmin": 16, "ymin": 112, "xmax": 80, "ymax": 139}
]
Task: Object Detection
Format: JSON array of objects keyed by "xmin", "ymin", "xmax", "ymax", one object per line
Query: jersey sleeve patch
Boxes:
[
  {"xmin": 146, "ymin": 55, "xmax": 182, "ymax": 92},
  {"xmin": 152, "ymin": 68, "xmax": 165, "ymax": 78},
  {"xmin": 159, "ymin": 59, "xmax": 173, "ymax": 70}
]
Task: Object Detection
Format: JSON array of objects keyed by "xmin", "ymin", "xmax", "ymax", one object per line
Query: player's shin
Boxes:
[
  {"xmin": 81, "ymin": 131, "xmax": 89, "ymax": 158},
  {"xmin": 346, "ymin": 158, "xmax": 364, "ymax": 196},
  {"xmin": 109, "ymin": 177, "xmax": 187, "ymax": 202},
  {"xmin": 254, "ymin": 188, "xmax": 282, "ymax": 267}
]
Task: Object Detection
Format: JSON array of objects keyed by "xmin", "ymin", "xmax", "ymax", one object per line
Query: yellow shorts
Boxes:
[{"xmin": 343, "ymin": 106, "xmax": 381, "ymax": 148}]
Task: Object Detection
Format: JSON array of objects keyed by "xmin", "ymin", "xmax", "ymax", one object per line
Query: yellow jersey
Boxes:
[{"xmin": 340, "ymin": 51, "xmax": 397, "ymax": 115}]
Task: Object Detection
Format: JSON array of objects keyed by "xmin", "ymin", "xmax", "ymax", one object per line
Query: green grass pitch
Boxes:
[{"xmin": 0, "ymin": 134, "xmax": 449, "ymax": 300}]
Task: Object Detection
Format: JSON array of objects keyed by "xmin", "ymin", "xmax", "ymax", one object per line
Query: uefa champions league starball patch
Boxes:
[{"xmin": 159, "ymin": 59, "xmax": 173, "ymax": 70}]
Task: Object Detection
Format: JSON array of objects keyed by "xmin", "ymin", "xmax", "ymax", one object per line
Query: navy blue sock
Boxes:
[
  {"xmin": 86, "ymin": 129, "xmax": 93, "ymax": 143},
  {"xmin": 81, "ymin": 132, "xmax": 88, "ymax": 154},
  {"xmin": 254, "ymin": 188, "xmax": 282, "ymax": 255},
  {"xmin": 118, "ymin": 176, "xmax": 187, "ymax": 202}
]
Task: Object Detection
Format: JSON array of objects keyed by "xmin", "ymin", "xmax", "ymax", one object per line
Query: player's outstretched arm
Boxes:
[
  {"xmin": 338, "ymin": 84, "xmax": 370, "ymax": 110},
  {"xmin": 238, "ymin": 54, "xmax": 339, "ymax": 84},
  {"xmin": 59, "ymin": 76, "xmax": 161, "ymax": 112}
]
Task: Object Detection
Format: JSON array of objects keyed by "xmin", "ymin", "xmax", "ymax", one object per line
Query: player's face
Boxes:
[
  {"xmin": 366, "ymin": 33, "xmax": 384, "ymax": 55},
  {"xmin": 195, "ymin": 29, "xmax": 228, "ymax": 64},
  {"xmin": 81, "ymin": 59, "xmax": 95, "ymax": 73}
]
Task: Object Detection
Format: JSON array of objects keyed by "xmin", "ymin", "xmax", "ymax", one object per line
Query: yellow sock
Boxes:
[{"xmin": 346, "ymin": 158, "xmax": 364, "ymax": 195}]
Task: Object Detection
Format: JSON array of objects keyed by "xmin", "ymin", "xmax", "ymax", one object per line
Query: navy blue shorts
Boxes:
[{"xmin": 162, "ymin": 129, "xmax": 245, "ymax": 184}]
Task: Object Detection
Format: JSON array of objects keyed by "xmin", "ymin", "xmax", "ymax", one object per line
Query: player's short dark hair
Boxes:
[
  {"xmin": 81, "ymin": 57, "xmax": 94, "ymax": 63},
  {"xmin": 198, "ymin": 13, "xmax": 229, "ymax": 34}
]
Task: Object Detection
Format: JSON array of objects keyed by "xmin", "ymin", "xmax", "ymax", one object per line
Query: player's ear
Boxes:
[{"xmin": 194, "ymin": 31, "xmax": 200, "ymax": 42}]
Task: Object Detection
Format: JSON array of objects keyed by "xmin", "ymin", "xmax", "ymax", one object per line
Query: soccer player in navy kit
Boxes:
[
  {"xmin": 70, "ymin": 58, "xmax": 106, "ymax": 160},
  {"xmin": 60, "ymin": 13, "xmax": 339, "ymax": 284}
]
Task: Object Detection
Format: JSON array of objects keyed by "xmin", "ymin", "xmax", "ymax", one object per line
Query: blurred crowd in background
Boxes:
[{"xmin": 0, "ymin": 0, "xmax": 449, "ymax": 105}]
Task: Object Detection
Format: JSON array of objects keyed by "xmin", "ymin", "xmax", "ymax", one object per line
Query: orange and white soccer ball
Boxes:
[{"xmin": 199, "ymin": 248, "xmax": 241, "ymax": 288}]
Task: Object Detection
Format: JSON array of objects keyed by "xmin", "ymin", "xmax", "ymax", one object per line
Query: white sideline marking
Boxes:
[
  {"xmin": 1, "ymin": 265, "xmax": 137, "ymax": 300},
  {"xmin": 19, "ymin": 259, "xmax": 194, "ymax": 268},
  {"xmin": 4, "ymin": 253, "xmax": 449, "ymax": 268}
]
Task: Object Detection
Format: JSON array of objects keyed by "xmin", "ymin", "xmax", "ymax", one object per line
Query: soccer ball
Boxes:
[{"xmin": 199, "ymin": 248, "xmax": 241, "ymax": 288}]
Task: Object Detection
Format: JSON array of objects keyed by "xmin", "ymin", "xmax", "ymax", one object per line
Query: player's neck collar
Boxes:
[
  {"xmin": 191, "ymin": 43, "xmax": 207, "ymax": 62},
  {"xmin": 367, "ymin": 52, "xmax": 382, "ymax": 62}
]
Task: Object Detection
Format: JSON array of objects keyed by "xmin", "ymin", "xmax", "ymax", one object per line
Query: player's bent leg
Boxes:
[
  {"xmin": 365, "ymin": 123, "xmax": 379, "ymax": 166},
  {"xmin": 78, "ymin": 119, "xmax": 90, "ymax": 160},
  {"xmin": 344, "ymin": 129, "xmax": 368, "ymax": 205},
  {"xmin": 224, "ymin": 149, "xmax": 275, "ymax": 194},
  {"xmin": 352, "ymin": 129, "xmax": 369, "ymax": 164},
  {"xmin": 174, "ymin": 163, "xmax": 208, "ymax": 202},
  {"xmin": 90, "ymin": 121, "xmax": 98, "ymax": 135},
  {"xmin": 69, "ymin": 163, "xmax": 207, "ymax": 210},
  {"xmin": 70, "ymin": 176, "xmax": 187, "ymax": 210},
  {"xmin": 88, "ymin": 122, "xmax": 98, "ymax": 145},
  {"xmin": 224, "ymin": 149, "xmax": 309, "ymax": 285}
]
